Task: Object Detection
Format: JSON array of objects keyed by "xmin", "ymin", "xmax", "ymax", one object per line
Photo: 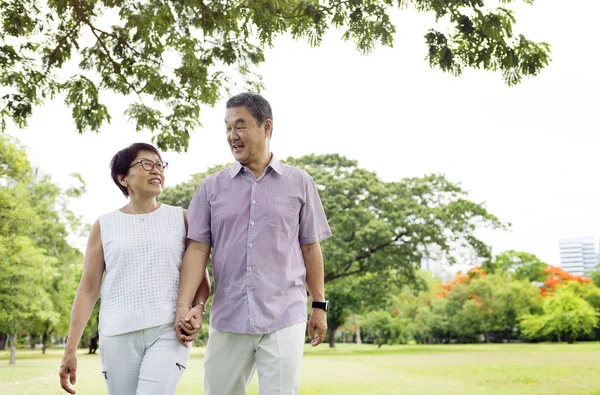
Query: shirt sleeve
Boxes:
[
  {"xmin": 298, "ymin": 172, "xmax": 332, "ymax": 245},
  {"xmin": 186, "ymin": 180, "xmax": 212, "ymax": 246}
]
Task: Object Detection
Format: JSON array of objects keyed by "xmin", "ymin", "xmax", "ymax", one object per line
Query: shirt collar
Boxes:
[
  {"xmin": 229, "ymin": 153, "xmax": 283, "ymax": 178},
  {"xmin": 268, "ymin": 154, "xmax": 283, "ymax": 175},
  {"xmin": 230, "ymin": 161, "xmax": 244, "ymax": 178}
]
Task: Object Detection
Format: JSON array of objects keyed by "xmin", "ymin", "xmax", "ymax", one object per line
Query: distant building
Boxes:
[
  {"xmin": 559, "ymin": 237, "xmax": 597, "ymax": 276},
  {"xmin": 420, "ymin": 252, "xmax": 462, "ymax": 284}
]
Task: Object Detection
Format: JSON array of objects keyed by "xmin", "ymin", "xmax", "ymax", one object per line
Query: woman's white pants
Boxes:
[{"xmin": 99, "ymin": 324, "xmax": 191, "ymax": 395}]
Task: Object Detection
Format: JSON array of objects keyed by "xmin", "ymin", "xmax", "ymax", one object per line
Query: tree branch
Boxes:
[
  {"xmin": 72, "ymin": 0, "xmax": 143, "ymax": 96},
  {"xmin": 324, "ymin": 269, "xmax": 364, "ymax": 283},
  {"xmin": 324, "ymin": 231, "xmax": 406, "ymax": 283},
  {"xmin": 46, "ymin": 24, "xmax": 81, "ymax": 70}
]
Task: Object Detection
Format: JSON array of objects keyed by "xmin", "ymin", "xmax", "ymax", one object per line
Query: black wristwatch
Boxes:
[{"xmin": 312, "ymin": 300, "xmax": 329, "ymax": 312}]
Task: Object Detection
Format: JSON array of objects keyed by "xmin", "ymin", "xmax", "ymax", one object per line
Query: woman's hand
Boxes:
[
  {"xmin": 59, "ymin": 351, "xmax": 78, "ymax": 394},
  {"xmin": 174, "ymin": 304, "xmax": 204, "ymax": 347}
]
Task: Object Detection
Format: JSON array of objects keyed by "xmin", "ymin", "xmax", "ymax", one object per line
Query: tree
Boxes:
[
  {"xmin": 25, "ymin": 245, "xmax": 83, "ymax": 354},
  {"xmin": 589, "ymin": 264, "xmax": 600, "ymax": 289},
  {"xmin": 519, "ymin": 289, "xmax": 599, "ymax": 343},
  {"xmin": 540, "ymin": 266, "xmax": 592, "ymax": 297},
  {"xmin": 161, "ymin": 153, "xmax": 504, "ymax": 346},
  {"xmin": 0, "ymin": 236, "xmax": 55, "ymax": 364},
  {"xmin": 495, "ymin": 277, "xmax": 543, "ymax": 339},
  {"xmin": 1, "ymin": 0, "xmax": 550, "ymax": 151},
  {"xmin": 0, "ymin": 135, "xmax": 84, "ymax": 363},
  {"xmin": 562, "ymin": 281, "xmax": 600, "ymax": 340},
  {"xmin": 429, "ymin": 268, "xmax": 543, "ymax": 343},
  {"xmin": 483, "ymin": 250, "xmax": 547, "ymax": 283},
  {"xmin": 392, "ymin": 270, "xmax": 440, "ymax": 344},
  {"xmin": 360, "ymin": 310, "xmax": 409, "ymax": 348},
  {"xmin": 0, "ymin": 136, "xmax": 52, "ymax": 364},
  {"xmin": 428, "ymin": 298, "xmax": 452, "ymax": 343},
  {"xmin": 323, "ymin": 282, "xmax": 357, "ymax": 348}
]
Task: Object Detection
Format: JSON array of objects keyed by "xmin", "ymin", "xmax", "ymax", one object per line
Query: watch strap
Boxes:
[{"xmin": 312, "ymin": 300, "xmax": 328, "ymax": 312}]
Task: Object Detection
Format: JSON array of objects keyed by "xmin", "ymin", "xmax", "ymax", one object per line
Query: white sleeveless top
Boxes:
[{"xmin": 98, "ymin": 204, "xmax": 186, "ymax": 336}]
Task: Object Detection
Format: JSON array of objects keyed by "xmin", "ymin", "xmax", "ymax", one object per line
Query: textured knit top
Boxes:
[{"xmin": 98, "ymin": 204, "xmax": 186, "ymax": 336}]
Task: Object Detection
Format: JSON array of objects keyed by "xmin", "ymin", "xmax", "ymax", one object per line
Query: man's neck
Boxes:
[{"xmin": 244, "ymin": 152, "xmax": 272, "ymax": 178}]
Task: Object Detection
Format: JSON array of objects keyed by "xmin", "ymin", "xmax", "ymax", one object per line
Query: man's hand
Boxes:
[
  {"xmin": 308, "ymin": 308, "xmax": 327, "ymax": 347},
  {"xmin": 59, "ymin": 351, "xmax": 78, "ymax": 394},
  {"xmin": 174, "ymin": 305, "xmax": 204, "ymax": 347},
  {"xmin": 174, "ymin": 305, "xmax": 191, "ymax": 347}
]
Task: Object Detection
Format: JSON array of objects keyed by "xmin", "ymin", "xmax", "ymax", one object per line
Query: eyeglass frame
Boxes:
[{"xmin": 129, "ymin": 159, "xmax": 169, "ymax": 172}]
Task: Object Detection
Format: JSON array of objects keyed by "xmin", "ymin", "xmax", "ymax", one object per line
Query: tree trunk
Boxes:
[
  {"xmin": 29, "ymin": 334, "xmax": 37, "ymax": 349},
  {"xmin": 327, "ymin": 327, "xmax": 336, "ymax": 348},
  {"xmin": 9, "ymin": 317, "xmax": 17, "ymax": 365},
  {"xmin": 88, "ymin": 332, "xmax": 99, "ymax": 354},
  {"xmin": 484, "ymin": 331, "xmax": 490, "ymax": 343},
  {"xmin": 0, "ymin": 332, "xmax": 7, "ymax": 350},
  {"xmin": 557, "ymin": 333, "xmax": 561, "ymax": 342},
  {"xmin": 42, "ymin": 332, "xmax": 48, "ymax": 354},
  {"xmin": 354, "ymin": 314, "xmax": 362, "ymax": 344}
]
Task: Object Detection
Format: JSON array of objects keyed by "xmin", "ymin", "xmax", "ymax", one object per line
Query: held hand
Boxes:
[
  {"xmin": 174, "ymin": 306, "xmax": 190, "ymax": 347},
  {"xmin": 59, "ymin": 352, "xmax": 78, "ymax": 394},
  {"xmin": 308, "ymin": 309, "xmax": 327, "ymax": 347},
  {"xmin": 183, "ymin": 305, "xmax": 204, "ymax": 335},
  {"xmin": 175, "ymin": 305, "xmax": 204, "ymax": 347}
]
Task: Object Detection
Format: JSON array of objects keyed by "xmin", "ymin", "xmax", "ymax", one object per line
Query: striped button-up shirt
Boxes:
[{"xmin": 187, "ymin": 154, "xmax": 332, "ymax": 334}]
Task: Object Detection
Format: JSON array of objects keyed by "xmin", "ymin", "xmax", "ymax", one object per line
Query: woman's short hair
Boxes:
[{"xmin": 110, "ymin": 142, "xmax": 162, "ymax": 197}]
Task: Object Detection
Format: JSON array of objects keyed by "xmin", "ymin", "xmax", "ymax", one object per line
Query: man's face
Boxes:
[{"xmin": 225, "ymin": 105, "xmax": 271, "ymax": 165}]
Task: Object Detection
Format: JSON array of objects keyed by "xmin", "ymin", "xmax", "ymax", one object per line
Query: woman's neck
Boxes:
[{"xmin": 128, "ymin": 198, "xmax": 160, "ymax": 214}]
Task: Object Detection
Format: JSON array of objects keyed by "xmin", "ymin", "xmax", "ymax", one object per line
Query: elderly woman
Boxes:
[{"xmin": 59, "ymin": 142, "xmax": 210, "ymax": 394}]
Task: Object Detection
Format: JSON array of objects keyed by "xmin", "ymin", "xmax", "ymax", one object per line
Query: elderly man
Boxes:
[{"xmin": 176, "ymin": 92, "xmax": 332, "ymax": 394}]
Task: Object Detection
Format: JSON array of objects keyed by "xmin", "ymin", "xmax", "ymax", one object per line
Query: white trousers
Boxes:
[
  {"xmin": 99, "ymin": 323, "xmax": 191, "ymax": 395},
  {"xmin": 204, "ymin": 322, "xmax": 307, "ymax": 395}
]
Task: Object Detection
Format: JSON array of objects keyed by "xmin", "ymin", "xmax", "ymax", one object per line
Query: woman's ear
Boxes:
[{"xmin": 117, "ymin": 175, "xmax": 127, "ymax": 188}]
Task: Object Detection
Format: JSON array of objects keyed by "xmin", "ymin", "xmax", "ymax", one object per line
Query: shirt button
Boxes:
[
  {"xmin": 250, "ymin": 221, "xmax": 255, "ymax": 226},
  {"xmin": 247, "ymin": 267, "xmax": 252, "ymax": 272},
  {"xmin": 248, "ymin": 243, "xmax": 253, "ymax": 248},
  {"xmin": 254, "ymin": 182, "xmax": 258, "ymax": 186},
  {"xmin": 249, "ymin": 292, "xmax": 253, "ymax": 297},
  {"xmin": 252, "ymin": 200, "xmax": 256, "ymax": 205}
]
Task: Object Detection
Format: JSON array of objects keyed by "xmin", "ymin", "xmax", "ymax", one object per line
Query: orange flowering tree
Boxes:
[{"xmin": 540, "ymin": 266, "xmax": 592, "ymax": 297}]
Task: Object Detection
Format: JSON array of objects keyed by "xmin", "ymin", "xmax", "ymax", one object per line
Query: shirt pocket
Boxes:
[{"xmin": 266, "ymin": 196, "xmax": 300, "ymax": 236}]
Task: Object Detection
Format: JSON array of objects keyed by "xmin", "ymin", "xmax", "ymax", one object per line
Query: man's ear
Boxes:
[{"xmin": 263, "ymin": 119, "xmax": 273, "ymax": 139}]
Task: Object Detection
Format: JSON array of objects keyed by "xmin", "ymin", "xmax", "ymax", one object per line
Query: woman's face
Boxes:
[{"xmin": 122, "ymin": 150, "xmax": 166, "ymax": 198}]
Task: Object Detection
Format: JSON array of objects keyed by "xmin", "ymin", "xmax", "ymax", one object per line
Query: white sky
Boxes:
[{"xmin": 6, "ymin": 1, "xmax": 600, "ymax": 266}]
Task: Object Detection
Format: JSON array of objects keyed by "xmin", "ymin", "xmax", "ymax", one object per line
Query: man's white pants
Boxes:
[
  {"xmin": 99, "ymin": 323, "xmax": 191, "ymax": 395},
  {"xmin": 204, "ymin": 322, "xmax": 307, "ymax": 395}
]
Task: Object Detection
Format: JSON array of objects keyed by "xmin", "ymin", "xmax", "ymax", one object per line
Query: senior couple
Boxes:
[{"xmin": 59, "ymin": 92, "xmax": 331, "ymax": 394}]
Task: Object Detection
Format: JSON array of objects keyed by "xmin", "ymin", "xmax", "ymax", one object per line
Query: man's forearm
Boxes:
[
  {"xmin": 301, "ymin": 242, "xmax": 325, "ymax": 302},
  {"xmin": 191, "ymin": 269, "xmax": 211, "ymax": 307},
  {"xmin": 177, "ymin": 241, "xmax": 210, "ymax": 308}
]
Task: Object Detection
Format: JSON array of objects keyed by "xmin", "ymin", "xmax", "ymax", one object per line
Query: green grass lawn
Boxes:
[{"xmin": 1, "ymin": 342, "xmax": 599, "ymax": 394}]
